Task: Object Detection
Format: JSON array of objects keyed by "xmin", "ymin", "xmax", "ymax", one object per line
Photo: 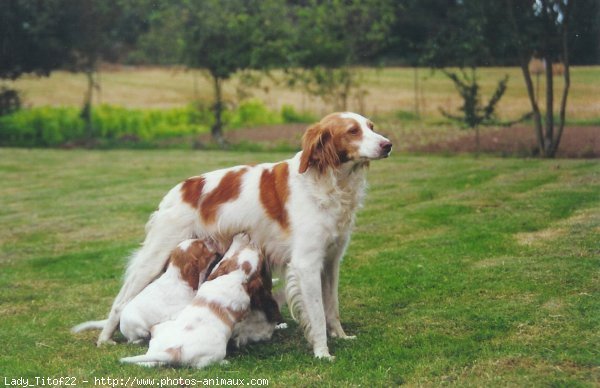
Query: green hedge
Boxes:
[{"xmin": 0, "ymin": 100, "xmax": 313, "ymax": 147}]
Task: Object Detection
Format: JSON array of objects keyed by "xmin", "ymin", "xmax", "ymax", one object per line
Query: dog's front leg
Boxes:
[
  {"xmin": 322, "ymin": 235, "xmax": 355, "ymax": 340},
  {"xmin": 288, "ymin": 253, "xmax": 332, "ymax": 360},
  {"xmin": 322, "ymin": 257, "xmax": 355, "ymax": 340}
]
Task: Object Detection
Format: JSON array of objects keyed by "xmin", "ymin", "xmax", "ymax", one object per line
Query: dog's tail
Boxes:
[
  {"xmin": 120, "ymin": 352, "xmax": 172, "ymax": 367},
  {"xmin": 71, "ymin": 319, "xmax": 107, "ymax": 333}
]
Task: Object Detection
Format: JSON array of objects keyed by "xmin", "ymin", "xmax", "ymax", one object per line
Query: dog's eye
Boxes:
[{"xmin": 348, "ymin": 126, "xmax": 360, "ymax": 135}]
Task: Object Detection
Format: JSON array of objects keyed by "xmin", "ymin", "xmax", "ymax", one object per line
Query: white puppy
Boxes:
[
  {"xmin": 72, "ymin": 239, "xmax": 218, "ymax": 343},
  {"xmin": 120, "ymin": 234, "xmax": 265, "ymax": 368}
]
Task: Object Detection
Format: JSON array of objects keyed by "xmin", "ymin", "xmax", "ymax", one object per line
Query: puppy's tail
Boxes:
[
  {"xmin": 120, "ymin": 352, "xmax": 172, "ymax": 367},
  {"xmin": 71, "ymin": 319, "xmax": 107, "ymax": 333}
]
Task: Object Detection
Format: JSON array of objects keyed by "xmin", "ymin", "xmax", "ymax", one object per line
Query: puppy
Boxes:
[
  {"xmin": 231, "ymin": 257, "xmax": 286, "ymax": 347},
  {"xmin": 120, "ymin": 234, "xmax": 271, "ymax": 368},
  {"xmin": 72, "ymin": 239, "xmax": 218, "ymax": 343}
]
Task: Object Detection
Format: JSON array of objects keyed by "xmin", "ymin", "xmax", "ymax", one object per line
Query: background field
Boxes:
[
  {"xmin": 5, "ymin": 66, "xmax": 599, "ymax": 156},
  {"xmin": 8, "ymin": 66, "xmax": 600, "ymax": 122},
  {"xmin": 1, "ymin": 148, "xmax": 598, "ymax": 386}
]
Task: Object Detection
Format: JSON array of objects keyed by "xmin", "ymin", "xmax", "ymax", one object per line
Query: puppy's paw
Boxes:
[
  {"xmin": 96, "ymin": 339, "xmax": 116, "ymax": 347},
  {"xmin": 275, "ymin": 323, "xmax": 288, "ymax": 330}
]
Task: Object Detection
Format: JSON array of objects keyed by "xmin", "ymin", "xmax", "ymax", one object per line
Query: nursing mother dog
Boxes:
[{"xmin": 98, "ymin": 112, "xmax": 392, "ymax": 360}]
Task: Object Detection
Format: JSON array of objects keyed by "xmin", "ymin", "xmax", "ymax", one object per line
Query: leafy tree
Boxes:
[
  {"xmin": 181, "ymin": 0, "xmax": 291, "ymax": 146},
  {"xmin": 0, "ymin": 0, "xmax": 69, "ymax": 115},
  {"xmin": 59, "ymin": 0, "xmax": 138, "ymax": 139},
  {"xmin": 124, "ymin": 0, "xmax": 184, "ymax": 65},
  {"xmin": 287, "ymin": 0, "xmax": 395, "ymax": 111},
  {"xmin": 506, "ymin": 0, "xmax": 574, "ymax": 157},
  {"xmin": 412, "ymin": 0, "xmax": 518, "ymax": 154},
  {"xmin": 568, "ymin": 0, "xmax": 600, "ymax": 65},
  {"xmin": 0, "ymin": 0, "xmax": 69, "ymax": 80}
]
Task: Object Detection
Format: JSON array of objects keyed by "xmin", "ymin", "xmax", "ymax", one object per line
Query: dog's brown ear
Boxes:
[
  {"xmin": 245, "ymin": 276, "xmax": 263, "ymax": 302},
  {"xmin": 299, "ymin": 123, "xmax": 339, "ymax": 174}
]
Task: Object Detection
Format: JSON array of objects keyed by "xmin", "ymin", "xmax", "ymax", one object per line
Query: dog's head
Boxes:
[
  {"xmin": 170, "ymin": 239, "xmax": 219, "ymax": 290},
  {"xmin": 299, "ymin": 112, "xmax": 392, "ymax": 174}
]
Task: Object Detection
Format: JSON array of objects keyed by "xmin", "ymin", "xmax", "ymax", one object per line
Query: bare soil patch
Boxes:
[
  {"xmin": 415, "ymin": 126, "xmax": 599, "ymax": 158},
  {"xmin": 219, "ymin": 124, "xmax": 599, "ymax": 158}
]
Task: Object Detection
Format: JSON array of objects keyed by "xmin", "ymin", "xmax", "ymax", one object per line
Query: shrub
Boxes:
[
  {"xmin": 0, "ymin": 100, "xmax": 307, "ymax": 148},
  {"xmin": 0, "ymin": 107, "xmax": 84, "ymax": 147},
  {"xmin": 226, "ymin": 99, "xmax": 283, "ymax": 128},
  {"xmin": 281, "ymin": 105, "xmax": 316, "ymax": 123}
]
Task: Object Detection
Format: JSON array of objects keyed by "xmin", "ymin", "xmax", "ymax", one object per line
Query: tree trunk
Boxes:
[
  {"xmin": 507, "ymin": 0, "xmax": 545, "ymax": 157},
  {"xmin": 517, "ymin": 58, "xmax": 545, "ymax": 156},
  {"xmin": 414, "ymin": 67, "xmax": 420, "ymax": 118},
  {"xmin": 544, "ymin": 56, "xmax": 554, "ymax": 156},
  {"xmin": 551, "ymin": 1, "xmax": 573, "ymax": 157},
  {"xmin": 475, "ymin": 125, "xmax": 480, "ymax": 158},
  {"xmin": 535, "ymin": 72, "xmax": 540, "ymax": 105},
  {"xmin": 210, "ymin": 74, "xmax": 226, "ymax": 147},
  {"xmin": 81, "ymin": 70, "xmax": 95, "ymax": 140}
]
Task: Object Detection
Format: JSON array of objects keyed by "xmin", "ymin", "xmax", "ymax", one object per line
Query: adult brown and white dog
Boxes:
[
  {"xmin": 120, "ymin": 234, "xmax": 273, "ymax": 368},
  {"xmin": 98, "ymin": 112, "xmax": 392, "ymax": 360}
]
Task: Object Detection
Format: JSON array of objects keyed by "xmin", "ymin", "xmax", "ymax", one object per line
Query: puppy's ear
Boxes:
[
  {"xmin": 261, "ymin": 288, "xmax": 283, "ymax": 324},
  {"xmin": 299, "ymin": 123, "xmax": 339, "ymax": 174},
  {"xmin": 260, "ymin": 255, "xmax": 273, "ymax": 291},
  {"xmin": 245, "ymin": 277, "xmax": 263, "ymax": 303}
]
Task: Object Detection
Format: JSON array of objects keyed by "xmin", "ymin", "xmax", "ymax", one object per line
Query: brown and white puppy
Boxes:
[
  {"xmin": 120, "ymin": 234, "xmax": 276, "ymax": 368},
  {"xmin": 231, "ymin": 256, "xmax": 286, "ymax": 347},
  {"xmin": 72, "ymin": 239, "xmax": 218, "ymax": 343}
]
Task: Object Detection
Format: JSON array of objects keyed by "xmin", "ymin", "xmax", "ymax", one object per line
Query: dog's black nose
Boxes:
[{"xmin": 381, "ymin": 141, "xmax": 393, "ymax": 155}]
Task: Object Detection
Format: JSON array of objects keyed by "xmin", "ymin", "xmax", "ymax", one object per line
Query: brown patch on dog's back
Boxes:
[
  {"xmin": 181, "ymin": 177, "xmax": 206, "ymax": 207},
  {"xmin": 200, "ymin": 169, "xmax": 247, "ymax": 224},
  {"xmin": 170, "ymin": 240, "xmax": 218, "ymax": 290},
  {"xmin": 260, "ymin": 163, "xmax": 290, "ymax": 230}
]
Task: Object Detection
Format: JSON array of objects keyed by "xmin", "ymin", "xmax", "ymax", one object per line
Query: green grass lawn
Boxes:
[{"xmin": 0, "ymin": 148, "xmax": 598, "ymax": 386}]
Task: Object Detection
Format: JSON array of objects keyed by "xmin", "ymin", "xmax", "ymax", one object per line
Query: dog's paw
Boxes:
[
  {"xmin": 329, "ymin": 327, "xmax": 356, "ymax": 340},
  {"xmin": 275, "ymin": 323, "xmax": 288, "ymax": 330},
  {"xmin": 316, "ymin": 353, "xmax": 336, "ymax": 362},
  {"xmin": 314, "ymin": 348, "xmax": 335, "ymax": 361}
]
